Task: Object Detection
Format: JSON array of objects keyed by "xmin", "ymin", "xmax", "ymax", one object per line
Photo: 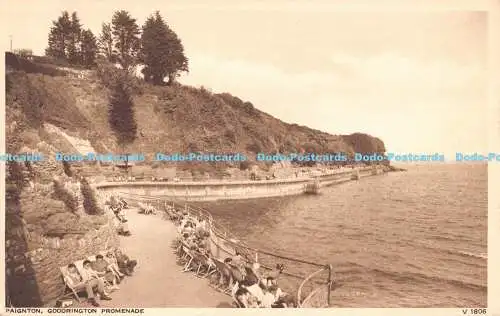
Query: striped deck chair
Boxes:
[
  {"xmin": 60, "ymin": 264, "xmax": 85, "ymax": 302},
  {"xmin": 181, "ymin": 246, "xmax": 195, "ymax": 272}
]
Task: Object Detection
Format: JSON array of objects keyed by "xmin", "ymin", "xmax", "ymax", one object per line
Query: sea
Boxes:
[{"xmin": 196, "ymin": 163, "xmax": 487, "ymax": 307}]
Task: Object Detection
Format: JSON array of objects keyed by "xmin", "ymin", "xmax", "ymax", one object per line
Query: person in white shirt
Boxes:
[{"xmin": 65, "ymin": 261, "xmax": 111, "ymax": 307}]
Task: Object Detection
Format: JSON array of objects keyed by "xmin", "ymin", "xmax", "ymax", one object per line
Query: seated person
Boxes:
[
  {"xmin": 185, "ymin": 236, "xmax": 198, "ymax": 249},
  {"xmin": 92, "ymin": 255, "xmax": 119, "ymax": 290},
  {"xmin": 266, "ymin": 263, "xmax": 285, "ymax": 280},
  {"xmin": 117, "ymin": 220, "xmax": 131, "ymax": 236},
  {"xmin": 260, "ymin": 284, "xmax": 278, "ymax": 308},
  {"xmin": 271, "ymin": 289, "xmax": 297, "ymax": 308},
  {"xmin": 239, "ymin": 279, "xmax": 265, "ymax": 305},
  {"xmin": 244, "ymin": 262, "xmax": 261, "ymax": 285},
  {"xmin": 234, "ymin": 287, "xmax": 259, "ymax": 308},
  {"xmin": 118, "ymin": 197, "xmax": 128, "ymax": 209},
  {"xmin": 181, "ymin": 223, "xmax": 195, "ymax": 235},
  {"xmin": 181, "ymin": 233, "xmax": 190, "ymax": 241},
  {"xmin": 104, "ymin": 251, "xmax": 125, "ymax": 279},
  {"xmin": 228, "ymin": 262, "xmax": 245, "ymax": 284},
  {"xmin": 215, "ymin": 258, "xmax": 233, "ymax": 289},
  {"xmin": 197, "ymin": 237, "xmax": 209, "ymax": 250},
  {"xmin": 65, "ymin": 261, "xmax": 112, "ymax": 307},
  {"xmin": 230, "ymin": 251, "xmax": 247, "ymax": 277},
  {"xmin": 115, "ymin": 207, "xmax": 127, "ymax": 223},
  {"xmin": 114, "ymin": 249, "xmax": 137, "ymax": 276},
  {"xmin": 258, "ymin": 277, "xmax": 289, "ymax": 307}
]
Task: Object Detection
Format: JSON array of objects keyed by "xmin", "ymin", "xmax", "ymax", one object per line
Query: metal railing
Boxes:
[{"xmin": 105, "ymin": 190, "xmax": 334, "ymax": 307}]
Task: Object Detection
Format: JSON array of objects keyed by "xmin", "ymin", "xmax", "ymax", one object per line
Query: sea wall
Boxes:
[
  {"xmin": 95, "ymin": 166, "xmax": 387, "ymax": 201},
  {"xmin": 95, "ymin": 178, "xmax": 311, "ymax": 201}
]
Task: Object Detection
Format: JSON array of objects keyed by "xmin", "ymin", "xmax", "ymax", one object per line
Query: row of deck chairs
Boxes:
[
  {"xmin": 167, "ymin": 207, "xmax": 295, "ymax": 308},
  {"xmin": 174, "ymin": 239, "xmax": 218, "ymax": 278},
  {"xmin": 169, "ymin": 216, "xmax": 242, "ymax": 303}
]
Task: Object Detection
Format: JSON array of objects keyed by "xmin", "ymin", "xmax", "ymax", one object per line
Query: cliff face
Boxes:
[{"xmin": 5, "ymin": 54, "xmax": 386, "ymax": 163}]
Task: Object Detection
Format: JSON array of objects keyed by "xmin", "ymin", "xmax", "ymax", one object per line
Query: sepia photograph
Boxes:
[{"xmin": 2, "ymin": 0, "xmax": 491, "ymax": 311}]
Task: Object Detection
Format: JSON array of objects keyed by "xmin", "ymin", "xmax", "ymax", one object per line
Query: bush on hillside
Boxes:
[
  {"xmin": 246, "ymin": 142, "xmax": 263, "ymax": 153},
  {"xmin": 52, "ymin": 179, "xmax": 79, "ymax": 214},
  {"xmin": 80, "ymin": 177, "xmax": 102, "ymax": 215},
  {"xmin": 62, "ymin": 161, "xmax": 73, "ymax": 177},
  {"xmin": 7, "ymin": 161, "xmax": 26, "ymax": 191},
  {"xmin": 95, "ymin": 59, "xmax": 143, "ymax": 95},
  {"xmin": 239, "ymin": 160, "xmax": 251, "ymax": 171}
]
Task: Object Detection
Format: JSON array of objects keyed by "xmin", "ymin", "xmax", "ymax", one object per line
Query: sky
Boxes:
[{"xmin": 0, "ymin": 0, "xmax": 494, "ymax": 157}]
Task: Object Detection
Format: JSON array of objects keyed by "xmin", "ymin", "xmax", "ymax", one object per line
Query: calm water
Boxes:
[{"xmin": 196, "ymin": 164, "xmax": 487, "ymax": 307}]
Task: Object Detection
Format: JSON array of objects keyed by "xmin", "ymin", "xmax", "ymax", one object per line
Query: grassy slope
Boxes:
[{"xmin": 6, "ymin": 67, "xmax": 384, "ymax": 161}]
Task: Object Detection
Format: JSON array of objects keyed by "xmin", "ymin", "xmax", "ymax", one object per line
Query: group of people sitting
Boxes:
[
  {"xmin": 63, "ymin": 249, "xmax": 137, "ymax": 307},
  {"xmin": 105, "ymin": 195, "xmax": 131, "ymax": 236},
  {"xmin": 170, "ymin": 207, "xmax": 297, "ymax": 308},
  {"xmin": 137, "ymin": 202, "xmax": 157, "ymax": 215},
  {"xmin": 226, "ymin": 255, "xmax": 296, "ymax": 308}
]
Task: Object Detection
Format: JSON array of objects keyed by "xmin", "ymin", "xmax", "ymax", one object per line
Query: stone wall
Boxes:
[{"xmin": 6, "ymin": 221, "xmax": 119, "ymax": 307}]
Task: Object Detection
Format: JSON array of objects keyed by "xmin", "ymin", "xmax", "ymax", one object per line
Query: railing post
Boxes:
[{"xmin": 327, "ymin": 264, "xmax": 332, "ymax": 306}]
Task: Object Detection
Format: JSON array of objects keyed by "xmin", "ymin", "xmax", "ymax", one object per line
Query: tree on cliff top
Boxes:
[
  {"xmin": 140, "ymin": 11, "xmax": 189, "ymax": 85},
  {"xmin": 111, "ymin": 10, "xmax": 141, "ymax": 70},
  {"xmin": 46, "ymin": 11, "xmax": 72, "ymax": 60},
  {"xmin": 80, "ymin": 29, "xmax": 98, "ymax": 68},
  {"xmin": 67, "ymin": 12, "xmax": 82, "ymax": 65},
  {"xmin": 98, "ymin": 23, "xmax": 116, "ymax": 62},
  {"xmin": 46, "ymin": 11, "xmax": 97, "ymax": 68}
]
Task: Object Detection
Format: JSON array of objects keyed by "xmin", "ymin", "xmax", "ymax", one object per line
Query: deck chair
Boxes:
[
  {"xmin": 199, "ymin": 256, "xmax": 217, "ymax": 278},
  {"xmin": 174, "ymin": 239, "xmax": 184, "ymax": 255},
  {"xmin": 181, "ymin": 246, "xmax": 195, "ymax": 272},
  {"xmin": 178, "ymin": 242, "xmax": 191, "ymax": 260},
  {"xmin": 191, "ymin": 252, "xmax": 216, "ymax": 278},
  {"xmin": 60, "ymin": 265, "xmax": 85, "ymax": 302},
  {"xmin": 211, "ymin": 258, "xmax": 234, "ymax": 294},
  {"xmin": 59, "ymin": 258, "xmax": 96, "ymax": 302},
  {"xmin": 87, "ymin": 253, "xmax": 115, "ymax": 287},
  {"xmin": 231, "ymin": 283, "xmax": 245, "ymax": 307},
  {"xmin": 137, "ymin": 202, "xmax": 146, "ymax": 213}
]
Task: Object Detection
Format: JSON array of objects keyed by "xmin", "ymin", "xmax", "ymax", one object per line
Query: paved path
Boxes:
[{"xmin": 99, "ymin": 209, "xmax": 232, "ymax": 308}]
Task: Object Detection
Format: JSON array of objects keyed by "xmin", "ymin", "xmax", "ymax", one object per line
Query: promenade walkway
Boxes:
[{"xmin": 99, "ymin": 209, "xmax": 232, "ymax": 308}]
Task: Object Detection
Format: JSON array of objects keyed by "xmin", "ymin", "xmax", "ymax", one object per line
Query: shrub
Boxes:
[
  {"xmin": 239, "ymin": 160, "xmax": 251, "ymax": 171},
  {"xmin": 62, "ymin": 161, "xmax": 73, "ymax": 177},
  {"xmin": 96, "ymin": 59, "xmax": 143, "ymax": 95},
  {"xmin": 7, "ymin": 161, "xmax": 26, "ymax": 191},
  {"xmin": 80, "ymin": 177, "xmax": 102, "ymax": 215},
  {"xmin": 246, "ymin": 142, "xmax": 263, "ymax": 153},
  {"xmin": 52, "ymin": 179, "xmax": 79, "ymax": 214}
]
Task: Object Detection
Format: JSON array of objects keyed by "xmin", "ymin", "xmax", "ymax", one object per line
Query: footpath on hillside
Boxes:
[{"xmin": 98, "ymin": 209, "xmax": 232, "ymax": 308}]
